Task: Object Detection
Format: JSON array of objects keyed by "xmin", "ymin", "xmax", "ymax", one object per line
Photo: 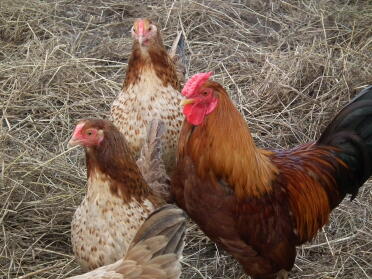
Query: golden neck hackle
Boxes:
[{"xmin": 187, "ymin": 91, "xmax": 278, "ymax": 198}]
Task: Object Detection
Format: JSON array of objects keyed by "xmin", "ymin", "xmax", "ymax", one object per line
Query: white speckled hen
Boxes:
[
  {"xmin": 111, "ymin": 18, "xmax": 185, "ymax": 176},
  {"xmin": 68, "ymin": 119, "xmax": 165, "ymax": 271},
  {"xmin": 68, "ymin": 204, "xmax": 186, "ymax": 279}
]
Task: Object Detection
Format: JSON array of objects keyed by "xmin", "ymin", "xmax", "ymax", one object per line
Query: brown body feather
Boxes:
[
  {"xmin": 172, "ymin": 81, "xmax": 372, "ymax": 278},
  {"xmin": 272, "ymin": 145, "xmax": 347, "ymax": 243}
]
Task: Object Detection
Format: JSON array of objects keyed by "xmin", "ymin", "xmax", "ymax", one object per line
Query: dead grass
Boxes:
[{"xmin": 1, "ymin": 0, "xmax": 371, "ymax": 278}]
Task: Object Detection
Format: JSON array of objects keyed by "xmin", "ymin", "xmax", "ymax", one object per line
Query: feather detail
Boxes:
[
  {"xmin": 181, "ymin": 81, "xmax": 278, "ymax": 198},
  {"xmin": 137, "ymin": 119, "xmax": 170, "ymax": 201},
  {"xmin": 69, "ymin": 205, "xmax": 186, "ymax": 279},
  {"xmin": 169, "ymin": 31, "xmax": 187, "ymax": 83},
  {"xmin": 271, "ymin": 145, "xmax": 339, "ymax": 243}
]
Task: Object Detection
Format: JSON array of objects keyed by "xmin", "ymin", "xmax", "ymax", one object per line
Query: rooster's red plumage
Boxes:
[{"xmin": 172, "ymin": 74, "xmax": 372, "ymax": 279}]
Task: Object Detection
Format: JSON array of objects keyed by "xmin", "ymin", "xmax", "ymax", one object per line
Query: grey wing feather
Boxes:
[
  {"xmin": 169, "ymin": 31, "xmax": 187, "ymax": 83},
  {"xmin": 130, "ymin": 204, "xmax": 186, "ymax": 257},
  {"xmin": 137, "ymin": 119, "xmax": 170, "ymax": 201}
]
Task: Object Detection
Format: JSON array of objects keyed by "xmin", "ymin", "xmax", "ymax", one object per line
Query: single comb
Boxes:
[{"xmin": 181, "ymin": 72, "xmax": 212, "ymax": 97}]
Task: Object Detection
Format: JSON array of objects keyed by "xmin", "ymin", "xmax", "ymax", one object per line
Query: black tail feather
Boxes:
[
  {"xmin": 350, "ymin": 85, "xmax": 372, "ymax": 103},
  {"xmin": 318, "ymin": 86, "xmax": 372, "ymax": 199}
]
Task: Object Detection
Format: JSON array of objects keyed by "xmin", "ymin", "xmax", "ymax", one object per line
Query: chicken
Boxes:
[
  {"xmin": 68, "ymin": 119, "xmax": 166, "ymax": 271},
  {"xmin": 68, "ymin": 204, "xmax": 186, "ymax": 279},
  {"xmin": 171, "ymin": 72, "xmax": 372, "ymax": 279},
  {"xmin": 111, "ymin": 18, "xmax": 185, "ymax": 175}
]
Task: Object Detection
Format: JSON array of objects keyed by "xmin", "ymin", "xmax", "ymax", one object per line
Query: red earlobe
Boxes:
[{"xmin": 206, "ymin": 98, "xmax": 218, "ymax": 115}]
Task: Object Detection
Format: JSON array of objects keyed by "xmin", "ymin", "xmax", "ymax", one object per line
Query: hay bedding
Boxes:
[{"xmin": 0, "ymin": 0, "xmax": 371, "ymax": 278}]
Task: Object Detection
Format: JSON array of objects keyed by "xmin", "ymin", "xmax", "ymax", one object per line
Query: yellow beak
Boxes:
[{"xmin": 180, "ymin": 98, "xmax": 195, "ymax": 106}]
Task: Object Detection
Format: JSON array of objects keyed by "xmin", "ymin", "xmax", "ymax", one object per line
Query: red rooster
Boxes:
[{"xmin": 171, "ymin": 72, "xmax": 372, "ymax": 279}]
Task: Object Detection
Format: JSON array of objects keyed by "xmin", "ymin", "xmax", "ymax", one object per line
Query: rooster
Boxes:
[
  {"xmin": 68, "ymin": 204, "xmax": 186, "ymax": 279},
  {"xmin": 111, "ymin": 18, "xmax": 185, "ymax": 175},
  {"xmin": 68, "ymin": 119, "xmax": 167, "ymax": 271},
  {"xmin": 171, "ymin": 72, "xmax": 372, "ymax": 279}
]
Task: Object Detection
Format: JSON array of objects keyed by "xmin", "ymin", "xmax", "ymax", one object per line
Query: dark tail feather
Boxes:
[
  {"xmin": 130, "ymin": 204, "xmax": 186, "ymax": 257},
  {"xmin": 170, "ymin": 32, "xmax": 186, "ymax": 63},
  {"xmin": 137, "ymin": 119, "xmax": 170, "ymax": 201},
  {"xmin": 175, "ymin": 32, "xmax": 186, "ymax": 67},
  {"xmin": 318, "ymin": 85, "xmax": 372, "ymax": 199},
  {"xmin": 350, "ymin": 85, "xmax": 372, "ymax": 103},
  {"xmin": 169, "ymin": 31, "xmax": 187, "ymax": 83}
]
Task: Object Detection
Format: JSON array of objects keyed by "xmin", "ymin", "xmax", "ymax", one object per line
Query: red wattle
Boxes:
[{"xmin": 183, "ymin": 103, "xmax": 208, "ymax": 126}]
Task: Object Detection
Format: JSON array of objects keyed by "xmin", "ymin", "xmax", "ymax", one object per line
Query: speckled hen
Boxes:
[
  {"xmin": 68, "ymin": 119, "xmax": 163, "ymax": 271},
  {"xmin": 111, "ymin": 18, "xmax": 184, "ymax": 175},
  {"xmin": 68, "ymin": 204, "xmax": 186, "ymax": 279}
]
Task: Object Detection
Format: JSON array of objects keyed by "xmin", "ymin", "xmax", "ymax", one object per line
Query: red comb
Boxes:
[
  {"xmin": 182, "ymin": 72, "xmax": 213, "ymax": 97},
  {"xmin": 72, "ymin": 122, "xmax": 85, "ymax": 139}
]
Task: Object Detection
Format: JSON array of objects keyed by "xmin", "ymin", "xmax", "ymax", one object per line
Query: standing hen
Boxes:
[
  {"xmin": 172, "ymin": 72, "xmax": 372, "ymax": 279},
  {"xmin": 111, "ymin": 18, "xmax": 184, "ymax": 174},
  {"xmin": 68, "ymin": 119, "xmax": 165, "ymax": 271},
  {"xmin": 69, "ymin": 204, "xmax": 186, "ymax": 279}
]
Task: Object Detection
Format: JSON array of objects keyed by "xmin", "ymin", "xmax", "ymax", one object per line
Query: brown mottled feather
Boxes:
[
  {"xmin": 68, "ymin": 205, "xmax": 186, "ymax": 279},
  {"xmin": 123, "ymin": 39, "xmax": 180, "ymax": 91}
]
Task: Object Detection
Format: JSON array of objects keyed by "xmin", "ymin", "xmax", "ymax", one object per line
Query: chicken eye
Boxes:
[
  {"xmin": 86, "ymin": 130, "xmax": 93, "ymax": 136},
  {"xmin": 201, "ymin": 91, "xmax": 209, "ymax": 96}
]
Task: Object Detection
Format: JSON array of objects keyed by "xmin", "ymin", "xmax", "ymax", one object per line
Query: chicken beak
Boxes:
[
  {"xmin": 67, "ymin": 138, "xmax": 80, "ymax": 148},
  {"xmin": 138, "ymin": 35, "xmax": 144, "ymax": 45},
  {"xmin": 180, "ymin": 99, "xmax": 195, "ymax": 106}
]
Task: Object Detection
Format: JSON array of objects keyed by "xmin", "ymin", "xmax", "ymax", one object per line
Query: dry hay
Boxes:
[{"xmin": 1, "ymin": 0, "xmax": 371, "ymax": 278}]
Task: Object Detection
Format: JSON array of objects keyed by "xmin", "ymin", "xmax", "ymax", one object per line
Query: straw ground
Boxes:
[{"xmin": 1, "ymin": 0, "xmax": 371, "ymax": 278}]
